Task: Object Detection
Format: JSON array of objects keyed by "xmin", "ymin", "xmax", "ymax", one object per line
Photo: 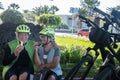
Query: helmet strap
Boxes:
[
  {"xmin": 15, "ymin": 32, "xmax": 19, "ymax": 40},
  {"xmin": 42, "ymin": 37, "xmax": 52, "ymax": 47}
]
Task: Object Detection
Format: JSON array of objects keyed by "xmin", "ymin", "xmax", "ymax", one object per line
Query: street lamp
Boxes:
[{"xmin": 69, "ymin": 7, "xmax": 78, "ymax": 35}]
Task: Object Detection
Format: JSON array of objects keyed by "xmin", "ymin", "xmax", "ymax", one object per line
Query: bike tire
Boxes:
[
  {"xmin": 64, "ymin": 54, "xmax": 93, "ymax": 80},
  {"xmin": 94, "ymin": 66, "xmax": 113, "ymax": 80}
]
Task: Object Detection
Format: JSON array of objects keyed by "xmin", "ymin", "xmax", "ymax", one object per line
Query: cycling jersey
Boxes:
[
  {"xmin": 2, "ymin": 40, "xmax": 36, "ymax": 80},
  {"xmin": 38, "ymin": 45, "xmax": 62, "ymax": 76}
]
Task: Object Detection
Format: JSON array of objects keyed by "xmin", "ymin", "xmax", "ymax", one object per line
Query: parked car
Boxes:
[{"xmin": 77, "ymin": 29, "xmax": 90, "ymax": 37}]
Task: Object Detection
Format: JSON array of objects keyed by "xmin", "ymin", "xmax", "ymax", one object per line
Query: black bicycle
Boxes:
[
  {"xmin": 64, "ymin": 7, "xmax": 120, "ymax": 80},
  {"xmin": 90, "ymin": 7, "xmax": 120, "ymax": 80}
]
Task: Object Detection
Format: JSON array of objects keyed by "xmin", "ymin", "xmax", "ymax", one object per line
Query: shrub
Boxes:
[
  {"xmin": 0, "ymin": 9, "xmax": 25, "ymax": 24},
  {"xmin": 37, "ymin": 14, "xmax": 62, "ymax": 28},
  {"xmin": 60, "ymin": 45, "xmax": 86, "ymax": 63}
]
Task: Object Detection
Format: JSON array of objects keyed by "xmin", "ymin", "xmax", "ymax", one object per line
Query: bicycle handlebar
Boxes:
[
  {"xmin": 93, "ymin": 7, "xmax": 110, "ymax": 17},
  {"xmin": 93, "ymin": 7, "xmax": 120, "ymax": 27},
  {"xmin": 79, "ymin": 14, "xmax": 120, "ymax": 61},
  {"xmin": 79, "ymin": 15, "xmax": 99, "ymax": 28},
  {"xmin": 79, "ymin": 15, "xmax": 120, "ymax": 42}
]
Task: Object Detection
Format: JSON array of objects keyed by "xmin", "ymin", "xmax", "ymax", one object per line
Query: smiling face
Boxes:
[
  {"xmin": 39, "ymin": 34, "xmax": 51, "ymax": 44},
  {"xmin": 18, "ymin": 32, "xmax": 29, "ymax": 43}
]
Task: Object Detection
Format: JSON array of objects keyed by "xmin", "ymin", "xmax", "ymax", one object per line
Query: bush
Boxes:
[
  {"xmin": 37, "ymin": 14, "xmax": 62, "ymax": 28},
  {"xmin": 60, "ymin": 46, "xmax": 102, "ymax": 77},
  {"xmin": 60, "ymin": 45, "xmax": 86, "ymax": 63},
  {"xmin": 1, "ymin": 9, "xmax": 25, "ymax": 24}
]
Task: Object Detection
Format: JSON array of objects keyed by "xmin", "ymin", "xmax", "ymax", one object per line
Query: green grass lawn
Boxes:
[
  {"xmin": 55, "ymin": 36, "xmax": 120, "ymax": 60},
  {"xmin": 55, "ymin": 36, "xmax": 120, "ymax": 77},
  {"xmin": 55, "ymin": 36, "xmax": 94, "ymax": 49}
]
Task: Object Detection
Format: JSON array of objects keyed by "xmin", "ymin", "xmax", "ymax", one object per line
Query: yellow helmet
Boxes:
[
  {"xmin": 16, "ymin": 24, "xmax": 30, "ymax": 33},
  {"xmin": 39, "ymin": 28, "xmax": 55, "ymax": 39}
]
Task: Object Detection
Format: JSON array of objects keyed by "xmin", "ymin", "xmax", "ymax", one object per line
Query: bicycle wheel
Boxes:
[
  {"xmin": 64, "ymin": 54, "xmax": 93, "ymax": 80},
  {"xmin": 94, "ymin": 66, "xmax": 113, "ymax": 80}
]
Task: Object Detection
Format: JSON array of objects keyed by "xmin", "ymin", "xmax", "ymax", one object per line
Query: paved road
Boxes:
[
  {"xmin": 55, "ymin": 32, "xmax": 89, "ymax": 39},
  {"xmin": 55, "ymin": 32, "xmax": 77, "ymax": 36}
]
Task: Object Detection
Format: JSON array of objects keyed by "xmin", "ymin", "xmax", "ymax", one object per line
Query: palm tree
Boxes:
[
  {"xmin": 32, "ymin": 5, "xmax": 59, "ymax": 15},
  {"xmin": 32, "ymin": 6, "xmax": 43, "ymax": 16},
  {"xmin": 80, "ymin": 0, "xmax": 100, "ymax": 16},
  {"xmin": 8, "ymin": 3, "xmax": 20, "ymax": 10},
  {"xmin": 32, "ymin": 5, "xmax": 51, "ymax": 16},
  {"xmin": 78, "ymin": 8, "xmax": 87, "ymax": 16},
  {"xmin": 50, "ymin": 5, "xmax": 59, "ymax": 14},
  {"xmin": 42, "ymin": 5, "xmax": 50, "ymax": 14}
]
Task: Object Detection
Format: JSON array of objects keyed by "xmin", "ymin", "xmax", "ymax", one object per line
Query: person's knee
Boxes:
[
  {"xmin": 19, "ymin": 72, "xmax": 28, "ymax": 80},
  {"xmin": 9, "ymin": 75, "xmax": 17, "ymax": 80}
]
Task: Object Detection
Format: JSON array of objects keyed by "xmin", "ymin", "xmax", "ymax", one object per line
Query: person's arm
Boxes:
[
  {"xmin": 33, "ymin": 42, "xmax": 41, "ymax": 67},
  {"xmin": 40, "ymin": 48, "xmax": 60, "ymax": 69},
  {"xmin": 2, "ymin": 44, "xmax": 17, "ymax": 66},
  {"xmin": 40, "ymin": 56, "xmax": 60, "ymax": 69}
]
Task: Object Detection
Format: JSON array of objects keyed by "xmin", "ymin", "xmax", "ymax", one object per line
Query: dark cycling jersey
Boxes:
[
  {"xmin": 2, "ymin": 44, "xmax": 34, "ymax": 80},
  {"xmin": 2, "ymin": 44, "xmax": 31, "ymax": 67}
]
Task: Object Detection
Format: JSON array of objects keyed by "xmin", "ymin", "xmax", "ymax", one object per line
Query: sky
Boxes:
[{"xmin": 0, "ymin": 0, "xmax": 120, "ymax": 15}]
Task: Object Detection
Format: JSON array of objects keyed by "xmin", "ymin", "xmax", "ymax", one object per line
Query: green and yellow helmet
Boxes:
[
  {"xmin": 16, "ymin": 24, "xmax": 31, "ymax": 33},
  {"xmin": 39, "ymin": 28, "xmax": 55, "ymax": 40}
]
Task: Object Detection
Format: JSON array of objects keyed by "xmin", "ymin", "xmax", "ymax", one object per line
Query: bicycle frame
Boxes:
[
  {"xmin": 64, "ymin": 8, "xmax": 120, "ymax": 79},
  {"xmin": 93, "ymin": 44, "xmax": 120, "ymax": 80},
  {"xmin": 63, "ymin": 44, "xmax": 100, "ymax": 80},
  {"xmin": 80, "ymin": 45, "xmax": 99, "ymax": 80},
  {"xmin": 75, "ymin": 13, "xmax": 120, "ymax": 80}
]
